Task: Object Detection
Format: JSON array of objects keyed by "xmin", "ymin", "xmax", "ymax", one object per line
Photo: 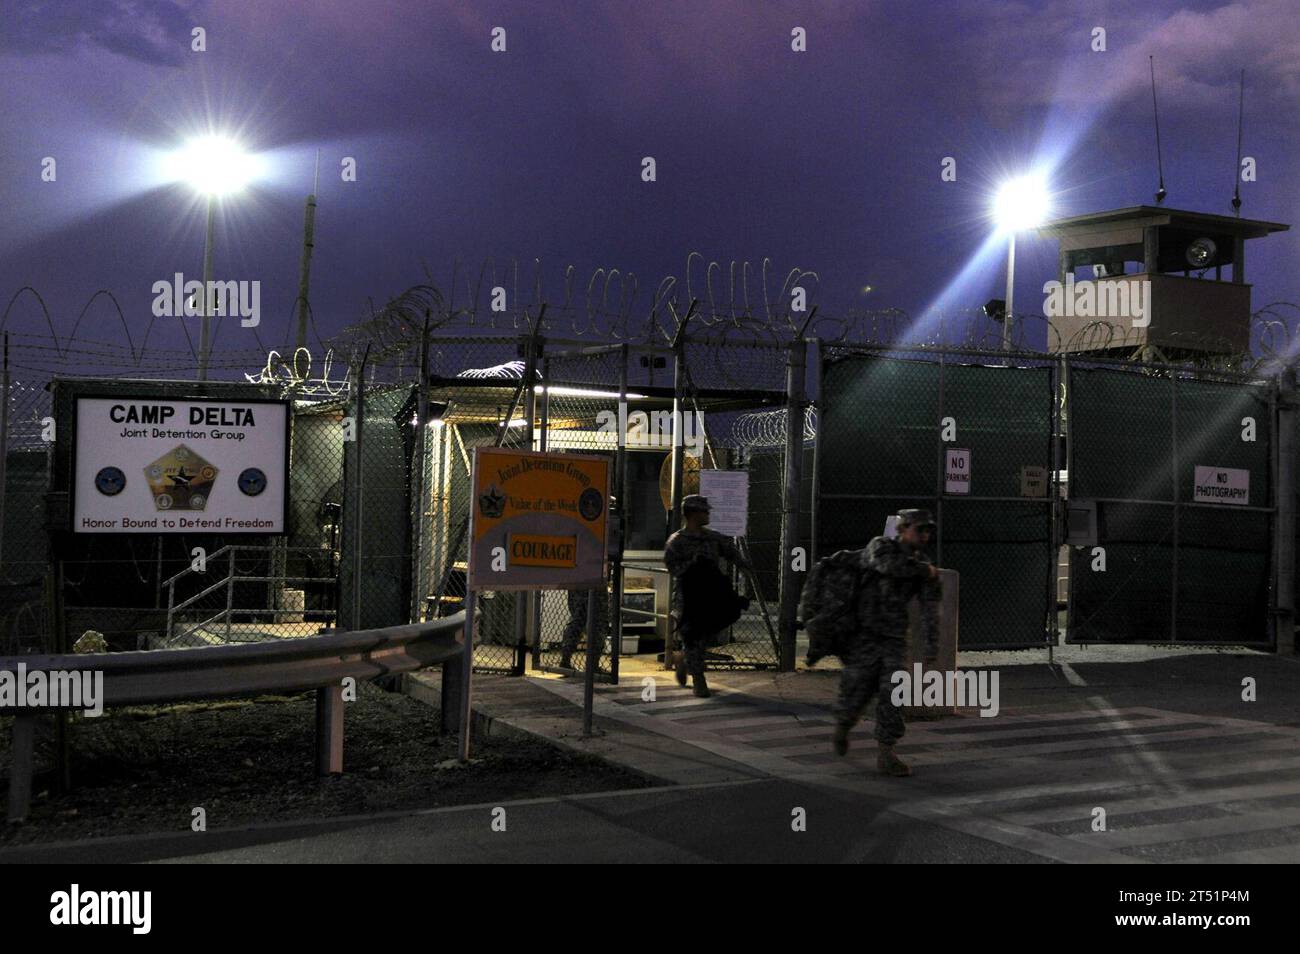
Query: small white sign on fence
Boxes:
[
  {"xmin": 945, "ymin": 448, "xmax": 971, "ymax": 495},
  {"xmin": 698, "ymin": 469, "xmax": 749, "ymax": 538},
  {"xmin": 1193, "ymin": 465, "xmax": 1249, "ymax": 506}
]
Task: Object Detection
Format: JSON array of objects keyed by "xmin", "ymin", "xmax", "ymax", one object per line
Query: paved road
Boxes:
[
  {"xmin": 0, "ymin": 777, "xmax": 1058, "ymax": 863},
  {"xmin": 535, "ymin": 654, "xmax": 1300, "ymax": 863},
  {"xmin": 4, "ymin": 651, "xmax": 1299, "ymax": 863}
]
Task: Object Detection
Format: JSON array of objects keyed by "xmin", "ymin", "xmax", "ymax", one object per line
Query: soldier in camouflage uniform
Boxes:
[
  {"xmin": 559, "ymin": 586, "xmax": 608, "ymax": 670},
  {"xmin": 663, "ymin": 494, "xmax": 750, "ymax": 697},
  {"xmin": 831, "ymin": 509, "xmax": 942, "ymax": 777}
]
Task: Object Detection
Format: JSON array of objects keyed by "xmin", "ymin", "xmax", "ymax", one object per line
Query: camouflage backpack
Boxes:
[{"xmin": 800, "ymin": 549, "xmax": 873, "ymax": 666}]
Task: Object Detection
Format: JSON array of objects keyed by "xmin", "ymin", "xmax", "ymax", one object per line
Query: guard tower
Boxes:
[{"xmin": 1037, "ymin": 206, "xmax": 1288, "ymax": 359}]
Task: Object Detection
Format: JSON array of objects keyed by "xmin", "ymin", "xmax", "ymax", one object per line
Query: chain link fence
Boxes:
[
  {"xmin": 817, "ymin": 345, "xmax": 1056, "ymax": 650},
  {"xmin": 0, "ymin": 373, "xmax": 53, "ymax": 655},
  {"xmin": 6, "ymin": 290, "xmax": 1293, "ymax": 668},
  {"xmin": 1066, "ymin": 358, "xmax": 1275, "ymax": 644}
]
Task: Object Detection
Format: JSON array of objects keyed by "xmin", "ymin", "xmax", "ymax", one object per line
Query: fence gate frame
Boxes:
[
  {"xmin": 1063, "ymin": 355, "xmax": 1286, "ymax": 648},
  {"xmin": 813, "ymin": 343, "xmax": 1058, "ymax": 651}
]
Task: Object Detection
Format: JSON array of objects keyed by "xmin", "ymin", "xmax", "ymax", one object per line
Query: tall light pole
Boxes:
[
  {"xmin": 294, "ymin": 151, "xmax": 320, "ymax": 356},
  {"xmin": 167, "ymin": 136, "xmax": 257, "ymax": 380},
  {"xmin": 1003, "ymin": 233, "xmax": 1013, "ymax": 353},
  {"xmin": 992, "ymin": 173, "xmax": 1050, "ymax": 354},
  {"xmin": 199, "ymin": 193, "xmax": 217, "ymax": 380}
]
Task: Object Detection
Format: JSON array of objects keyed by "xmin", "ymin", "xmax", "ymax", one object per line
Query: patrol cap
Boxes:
[
  {"xmin": 896, "ymin": 508, "xmax": 936, "ymax": 530},
  {"xmin": 682, "ymin": 494, "xmax": 711, "ymax": 513}
]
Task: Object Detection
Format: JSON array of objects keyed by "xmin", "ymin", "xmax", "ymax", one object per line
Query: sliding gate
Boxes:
[
  {"xmin": 1066, "ymin": 363, "xmax": 1275, "ymax": 645},
  {"xmin": 818, "ymin": 349, "xmax": 1057, "ymax": 649}
]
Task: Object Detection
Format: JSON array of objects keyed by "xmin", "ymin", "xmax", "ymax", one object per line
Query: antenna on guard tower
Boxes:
[
  {"xmin": 1232, "ymin": 69, "xmax": 1245, "ymax": 217},
  {"xmin": 1150, "ymin": 56, "xmax": 1167, "ymax": 205}
]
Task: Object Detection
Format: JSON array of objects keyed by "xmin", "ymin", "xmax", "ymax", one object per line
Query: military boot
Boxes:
[
  {"xmin": 877, "ymin": 743, "xmax": 912, "ymax": 777},
  {"xmin": 831, "ymin": 723, "xmax": 850, "ymax": 757},
  {"xmin": 674, "ymin": 652, "xmax": 688, "ymax": 688},
  {"xmin": 692, "ymin": 672, "xmax": 711, "ymax": 698}
]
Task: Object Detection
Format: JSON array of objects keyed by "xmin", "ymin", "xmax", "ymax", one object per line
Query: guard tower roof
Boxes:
[{"xmin": 1039, "ymin": 205, "xmax": 1288, "ymax": 241}]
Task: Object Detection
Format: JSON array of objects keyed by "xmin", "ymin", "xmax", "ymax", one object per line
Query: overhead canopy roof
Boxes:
[{"xmin": 1038, "ymin": 205, "xmax": 1289, "ymax": 242}]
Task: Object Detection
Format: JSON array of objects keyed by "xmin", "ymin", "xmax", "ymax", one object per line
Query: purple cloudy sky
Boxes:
[{"xmin": 1, "ymin": 0, "xmax": 1298, "ymax": 358}]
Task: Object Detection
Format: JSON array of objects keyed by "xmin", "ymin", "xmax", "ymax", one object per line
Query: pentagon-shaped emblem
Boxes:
[{"xmin": 144, "ymin": 444, "xmax": 217, "ymax": 512}]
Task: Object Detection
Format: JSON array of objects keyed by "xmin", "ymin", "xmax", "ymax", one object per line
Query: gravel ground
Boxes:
[{"xmin": 0, "ymin": 680, "xmax": 653, "ymax": 847}]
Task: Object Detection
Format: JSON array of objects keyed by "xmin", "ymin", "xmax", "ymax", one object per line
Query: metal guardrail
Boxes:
[{"xmin": 2, "ymin": 614, "xmax": 466, "ymax": 821}]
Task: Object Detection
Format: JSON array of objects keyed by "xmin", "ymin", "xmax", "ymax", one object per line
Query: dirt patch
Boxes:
[{"xmin": 0, "ymin": 680, "xmax": 653, "ymax": 846}]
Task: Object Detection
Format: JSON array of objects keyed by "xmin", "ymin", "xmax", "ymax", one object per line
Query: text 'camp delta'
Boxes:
[{"xmin": 108, "ymin": 404, "xmax": 257, "ymax": 426}]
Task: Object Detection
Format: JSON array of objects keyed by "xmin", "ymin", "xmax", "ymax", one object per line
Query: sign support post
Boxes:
[
  {"xmin": 583, "ymin": 587, "xmax": 598, "ymax": 736},
  {"xmin": 458, "ymin": 590, "xmax": 475, "ymax": 761}
]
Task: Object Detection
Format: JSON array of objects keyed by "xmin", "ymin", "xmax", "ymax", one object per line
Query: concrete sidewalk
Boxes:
[
  {"xmin": 404, "ymin": 666, "xmax": 768, "ymax": 787},
  {"xmin": 407, "ymin": 643, "xmax": 1286, "ymax": 790}
]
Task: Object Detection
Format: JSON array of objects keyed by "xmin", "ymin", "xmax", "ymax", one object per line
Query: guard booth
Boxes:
[{"xmin": 1041, "ymin": 205, "xmax": 1289, "ymax": 358}]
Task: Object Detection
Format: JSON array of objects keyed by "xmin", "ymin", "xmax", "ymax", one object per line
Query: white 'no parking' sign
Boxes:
[{"xmin": 945, "ymin": 448, "xmax": 971, "ymax": 495}]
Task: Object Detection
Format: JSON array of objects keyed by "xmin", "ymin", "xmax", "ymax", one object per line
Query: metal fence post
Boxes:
[
  {"xmin": 0, "ymin": 335, "xmax": 9, "ymax": 589},
  {"xmin": 1049, "ymin": 354, "xmax": 1065, "ymax": 662},
  {"xmin": 583, "ymin": 587, "xmax": 598, "ymax": 735},
  {"xmin": 1170, "ymin": 371, "xmax": 1179, "ymax": 642},
  {"xmin": 350, "ymin": 346, "xmax": 370, "ymax": 632},
  {"xmin": 513, "ymin": 331, "xmax": 541, "ymax": 676},
  {"xmin": 1063, "ymin": 356, "xmax": 1075, "ymax": 645},
  {"xmin": 935, "ymin": 350, "xmax": 946, "ymax": 567},
  {"xmin": 530, "ymin": 355, "xmax": 551, "ymax": 669},
  {"xmin": 612, "ymin": 343, "xmax": 629, "ymax": 683},
  {"xmin": 777, "ymin": 337, "xmax": 807, "ymax": 671},
  {"xmin": 809, "ymin": 337, "xmax": 822, "ymax": 565},
  {"xmin": 666, "ymin": 305, "xmax": 694, "ymax": 670},
  {"xmin": 1275, "ymin": 369, "xmax": 1296, "ymax": 653},
  {"xmin": 410, "ymin": 316, "xmax": 432, "ymax": 623}
]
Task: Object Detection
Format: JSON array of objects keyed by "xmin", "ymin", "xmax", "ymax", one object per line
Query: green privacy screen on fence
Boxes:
[
  {"xmin": 1067, "ymin": 367, "xmax": 1273, "ymax": 644},
  {"xmin": 818, "ymin": 352, "xmax": 1054, "ymax": 649},
  {"xmin": 338, "ymin": 385, "xmax": 414, "ymax": 631}
]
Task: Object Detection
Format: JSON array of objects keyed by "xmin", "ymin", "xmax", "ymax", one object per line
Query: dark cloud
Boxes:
[{"xmin": 0, "ymin": 0, "xmax": 201, "ymax": 66}]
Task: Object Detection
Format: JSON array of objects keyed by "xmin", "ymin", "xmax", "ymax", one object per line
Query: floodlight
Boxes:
[
  {"xmin": 166, "ymin": 135, "xmax": 257, "ymax": 196},
  {"xmin": 992, "ymin": 174, "xmax": 1050, "ymax": 231},
  {"xmin": 1185, "ymin": 237, "xmax": 1217, "ymax": 268}
]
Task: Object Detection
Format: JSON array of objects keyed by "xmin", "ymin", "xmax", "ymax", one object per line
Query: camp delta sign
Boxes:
[
  {"xmin": 469, "ymin": 448, "xmax": 610, "ymax": 590},
  {"xmin": 72, "ymin": 396, "xmax": 289, "ymax": 533}
]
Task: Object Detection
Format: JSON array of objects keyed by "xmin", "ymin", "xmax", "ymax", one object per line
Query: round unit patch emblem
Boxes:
[
  {"xmin": 95, "ymin": 467, "xmax": 126, "ymax": 496},
  {"xmin": 238, "ymin": 468, "xmax": 267, "ymax": 496},
  {"xmin": 578, "ymin": 487, "xmax": 604, "ymax": 521}
]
